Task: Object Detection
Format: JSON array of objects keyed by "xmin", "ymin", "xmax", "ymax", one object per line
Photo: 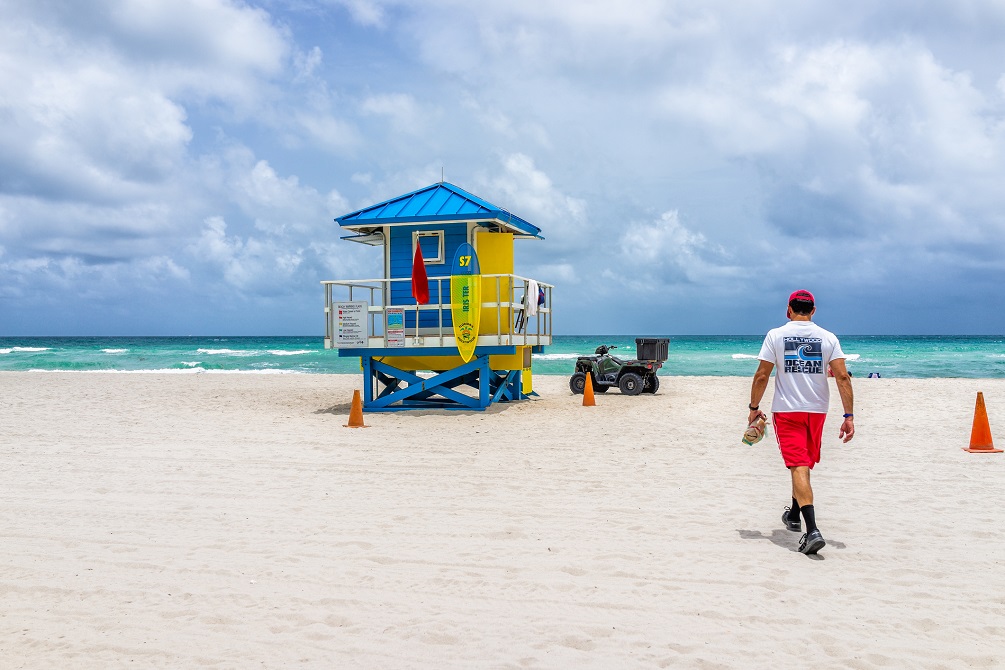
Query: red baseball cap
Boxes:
[
  {"xmin": 788, "ymin": 289, "xmax": 814, "ymax": 304},
  {"xmin": 787, "ymin": 290, "xmax": 814, "ymax": 318}
]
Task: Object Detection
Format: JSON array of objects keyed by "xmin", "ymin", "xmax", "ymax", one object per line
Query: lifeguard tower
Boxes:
[{"xmin": 322, "ymin": 182, "xmax": 553, "ymax": 411}]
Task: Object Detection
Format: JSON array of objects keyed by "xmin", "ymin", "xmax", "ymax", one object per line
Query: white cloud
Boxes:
[
  {"xmin": 105, "ymin": 0, "xmax": 286, "ymax": 72},
  {"xmin": 360, "ymin": 93, "xmax": 426, "ymax": 134},
  {"xmin": 480, "ymin": 153, "xmax": 587, "ymax": 247},
  {"xmin": 189, "ymin": 216, "xmax": 304, "ymax": 294},
  {"xmin": 386, "ymin": 0, "xmax": 719, "ymax": 78},
  {"xmin": 184, "ymin": 154, "xmax": 366, "ymax": 296},
  {"xmin": 0, "ymin": 248, "xmax": 191, "ymax": 307},
  {"xmin": 294, "ymin": 46, "xmax": 324, "ymax": 81},
  {"xmin": 0, "ymin": 196, "xmax": 187, "ymax": 260},
  {"xmin": 294, "ymin": 112, "xmax": 360, "ymax": 151},
  {"xmin": 0, "ymin": 42, "xmax": 193, "ymax": 202},
  {"xmin": 0, "ymin": 1, "xmax": 359, "ymax": 325},
  {"xmin": 231, "ymin": 158, "xmax": 328, "ymax": 235},
  {"xmin": 658, "ymin": 37, "xmax": 1005, "ymax": 253},
  {"xmin": 0, "ymin": 0, "xmax": 295, "ymax": 211},
  {"xmin": 332, "ymin": 0, "xmax": 387, "ymax": 27},
  {"xmin": 606, "ymin": 210, "xmax": 738, "ymax": 292}
]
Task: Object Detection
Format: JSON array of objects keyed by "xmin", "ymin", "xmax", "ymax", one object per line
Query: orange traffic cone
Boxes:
[
  {"xmin": 344, "ymin": 389, "xmax": 368, "ymax": 428},
  {"xmin": 964, "ymin": 392, "xmax": 1000, "ymax": 453},
  {"xmin": 582, "ymin": 374, "xmax": 596, "ymax": 407}
]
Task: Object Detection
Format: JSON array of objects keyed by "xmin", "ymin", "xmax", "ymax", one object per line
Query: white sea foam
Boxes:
[
  {"xmin": 77, "ymin": 368, "xmax": 302, "ymax": 374},
  {"xmin": 181, "ymin": 361, "xmax": 201, "ymax": 367},
  {"xmin": 533, "ymin": 353, "xmax": 581, "ymax": 360},
  {"xmin": 213, "ymin": 368, "xmax": 301, "ymax": 374},
  {"xmin": 731, "ymin": 354, "xmax": 759, "ymax": 360},
  {"xmin": 0, "ymin": 347, "xmax": 50, "ymax": 354},
  {"xmin": 24, "ymin": 368, "xmax": 209, "ymax": 374},
  {"xmin": 268, "ymin": 349, "xmax": 313, "ymax": 356},
  {"xmin": 845, "ymin": 353, "xmax": 861, "ymax": 361},
  {"xmin": 84, "ymin": 368, "xmax": 209, "ymax": 374},
  {"xmin": 101, "ymin": 348, "xmax": 128, "ymax": 354},
  {"xmin": 196, "ymin": 348, "xmax": 257, "ymax": 356}
]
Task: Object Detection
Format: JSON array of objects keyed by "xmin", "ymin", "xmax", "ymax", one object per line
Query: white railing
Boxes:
[{"xmin": 322, "ymin": 274, "xmax": 553, "ymax": 349}]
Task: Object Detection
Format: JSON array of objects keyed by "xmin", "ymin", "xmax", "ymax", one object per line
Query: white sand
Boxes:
[{"xmin": 2, "ymin": 372, "xmax": 1004, "ymax": 668}]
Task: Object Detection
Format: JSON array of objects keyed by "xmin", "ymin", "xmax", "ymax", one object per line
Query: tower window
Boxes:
[{"xmin": 413, "ymin": 230, "xmax": 444, "ymax": 264}]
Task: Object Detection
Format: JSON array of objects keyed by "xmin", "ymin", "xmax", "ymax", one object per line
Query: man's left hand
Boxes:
[{"xmin": 839, "ymin": 417, "xmax": 855, "ymax": 443}]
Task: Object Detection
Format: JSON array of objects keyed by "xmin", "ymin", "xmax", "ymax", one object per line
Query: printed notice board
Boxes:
[
  {"xmin": 335, "ymin": 301, "xmax": 368, "ymax": 347},
  {"xmin": 386, "ymin": 307, "xmax": 405, "ymax": 347}
]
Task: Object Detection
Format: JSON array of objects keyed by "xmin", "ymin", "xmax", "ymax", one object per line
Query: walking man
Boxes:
[{"xmin": 748, "ymin": 290, "xmax": 855, "ymax": 555}]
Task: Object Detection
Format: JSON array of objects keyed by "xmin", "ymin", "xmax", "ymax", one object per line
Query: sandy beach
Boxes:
[{"xmin": 2, "ymin": 371, "xmax": 1004, "ymax": 669}]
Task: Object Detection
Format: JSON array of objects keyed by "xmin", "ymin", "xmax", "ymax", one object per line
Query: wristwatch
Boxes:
[{"xmin": 748, "ymin": 404, "xmax": 759, "ymax": 411}]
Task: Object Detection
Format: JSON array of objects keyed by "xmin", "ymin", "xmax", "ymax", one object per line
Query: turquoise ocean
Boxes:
[{"xmin": 2, "ymin": 335, "xmax": 1005, "ymax": 377}]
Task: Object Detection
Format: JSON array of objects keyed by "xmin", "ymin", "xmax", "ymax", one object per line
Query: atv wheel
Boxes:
[
  {"xmin": 569, "ymin": 372, "xmax": 587, "ymax": 394},
  {"xmin": 591, "ymin": 375, "xmax": 608, "ymax": 392},
  {"xmin": 619, "ymin": 372, "xmax": 644, "ymax": 396},
  {"xmin": 643, "ymin": 374, "xmax": 660, "ymax": 394}
]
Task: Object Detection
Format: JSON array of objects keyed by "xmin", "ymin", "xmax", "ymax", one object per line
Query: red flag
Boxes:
[{"xmin": 411, "ymin": 244, "xmax": 429, "ymax": 305}]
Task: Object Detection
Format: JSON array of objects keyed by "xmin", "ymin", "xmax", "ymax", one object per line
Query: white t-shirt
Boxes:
[{"xmin": 757, "ymin": 320, "xmax": 845, "ymax": 413}]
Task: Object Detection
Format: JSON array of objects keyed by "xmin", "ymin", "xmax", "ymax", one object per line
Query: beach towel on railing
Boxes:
[{"xmin": 526, "ymin": 280, "xmax": 539, "ymax": 317}]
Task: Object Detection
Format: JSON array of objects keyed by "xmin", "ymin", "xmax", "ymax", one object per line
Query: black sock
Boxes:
[
  {"xmin": 801, "ymin": 505, "xmax": 818, "ymax": 533},
  {"xmin": 788, "ymin": 497, "xmax": 800, "ymax": 519}
]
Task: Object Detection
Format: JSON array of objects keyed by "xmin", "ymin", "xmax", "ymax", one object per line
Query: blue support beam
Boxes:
[
  {"xmin": 490, "ymin": 370, "xmax": 521, "ymax": 403},
  {"xmin": 359, "ymin": 355, "xmax": 528, "ymax": 412}
]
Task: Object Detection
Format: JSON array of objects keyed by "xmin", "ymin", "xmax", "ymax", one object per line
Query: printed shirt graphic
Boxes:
[
  {"xmin": 758, "ymin": 321, "xmax": 845, "ymax": 413},
  {"xmin": 783, "ymin": 337, "xmax": 824, "ymax": 375}
]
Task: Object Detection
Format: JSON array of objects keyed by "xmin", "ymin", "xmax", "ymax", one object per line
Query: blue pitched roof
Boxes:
[{"xmin": 336, "ymin": 182, "xmax": 542, "ymax": 238}]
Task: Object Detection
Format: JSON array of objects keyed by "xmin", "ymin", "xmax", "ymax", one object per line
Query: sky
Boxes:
[{"xmin": 3, "ymin": 0, "xmax": 1005, "ymax": 336}]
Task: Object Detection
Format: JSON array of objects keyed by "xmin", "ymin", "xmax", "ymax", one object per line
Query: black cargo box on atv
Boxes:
[{"xmin": 636, "ymin": 337, "xmax": 669, "ymax": 362}]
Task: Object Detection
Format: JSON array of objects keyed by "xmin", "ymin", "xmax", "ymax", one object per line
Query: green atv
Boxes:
[{"xmin": 569, "ymin": 338, "xmax": 669, "ymax": 396}]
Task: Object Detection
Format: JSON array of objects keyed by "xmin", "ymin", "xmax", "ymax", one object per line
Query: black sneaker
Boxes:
[
  {"xmin": 782, "ymin": 507, "xmax": 801, "ymax": 532},
  {"xmin": 798, "ymin": 530, "xmax": 826, "ymax": 555}
]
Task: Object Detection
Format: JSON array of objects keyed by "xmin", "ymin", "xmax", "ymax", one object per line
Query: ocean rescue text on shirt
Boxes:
[{"xmin": 783, "ymin": 337, "xmax": 824, "ymax": 374}]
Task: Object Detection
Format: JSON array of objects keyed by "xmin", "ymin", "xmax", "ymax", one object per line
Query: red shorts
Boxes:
[{"xmin": 772, "ymin": 412, "xmax": 827, "ymax": 469}]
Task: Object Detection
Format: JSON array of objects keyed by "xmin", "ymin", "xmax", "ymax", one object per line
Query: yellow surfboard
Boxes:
[{"xmin": 450, "ymin": 243, "xmax": 481, "ymax": 363}]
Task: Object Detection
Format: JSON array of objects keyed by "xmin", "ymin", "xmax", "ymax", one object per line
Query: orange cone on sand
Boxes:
[
  {"xmin": 582, "ymin": 374, "xmax": 596, "ymax": 407},
  {"xmin": 964, "ymin": 392, "xmax": 1000, "ymax": 453},
  {"xmin": 345, "ymin": 389, "xmax": 368, "ymax": 428}
]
